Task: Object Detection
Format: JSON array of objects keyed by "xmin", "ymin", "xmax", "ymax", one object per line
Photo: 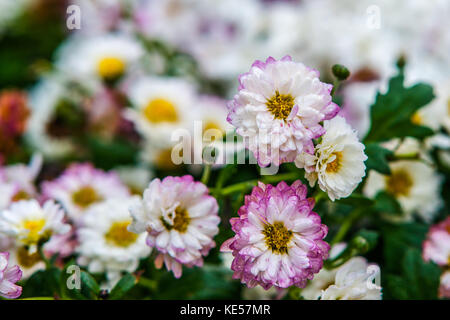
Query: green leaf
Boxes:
[
  {"xmin": 108, "ymin": 273, "xmax": 137, "ymax": 300},
  {"xmin": 364, "ymin": 143, "xmax": 393, "ymax": 175},
  {"xmin": 22, "ymin": 267, "xmax": 61, "ymax": 298},
  {"xmin": 80, "ymin": 271, "xmax": 100, "ymax": 298},
  {"xmin": 374, "ymin": 191, "xmax": 402, "ymax": 214},
  {"xmin": 384, "ymin": 248, "xmax": 441, "ymax": 299},
  {"xmin": 364, "ymin": 71, "xmax": 435, "ymax": 143}
]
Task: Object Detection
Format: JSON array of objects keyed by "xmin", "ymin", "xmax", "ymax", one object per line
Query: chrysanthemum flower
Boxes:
[
  {"xmin": 423, "ymin": 217, "xmax": 450, "ymax": 298},
  {"xmin": 0, "ymin": 154, "xmax": 42, "ymax": 211},
  {"xmin": 124, "ymin": 76, "xmax": 196, "ymax": 145},
  {"xmin": 439, "ymin": 270, "xmax": 450, "ymax": 299},
  {"xmin": 364, "ymin": 160, "xmax": 443, "ymax": 222},
  {"xmin": 227, "ymin": 56, "xmax": 339, "ymax": 166},
  {"xmin": 0, "ymin": 252, "xmax": 22, "ymax": 299},
  {"xmin": 0, "ymin": 200, "xmax": 70, "ymax": 253},
  {"xmin": 220, "ymin": 180, "xmax": 329, "ymax": 289},
  {"xmin": 295, "ymin": 116, "xmax": 367, "ymax": 201},
  {"xmin": 423, "ymin": 217, "xmax": 450, "ymax": 267},
  {"xmin": 320, "ymin": 257, "xmax": 382, "ymax": 300},
  {"xmin": 41, "ymin": 163, "xmax": 130, "ymax": 223},
  {"xmin": 129, "ymin": 175, "xmax": 220, "ymax": 278},
  {"xmin": 77, "ymin": 197, "xmax": 151, "ymax": 288},
  {"xmin": 56, "ymin": 34, "xmax": 144, "ymax": 83}
]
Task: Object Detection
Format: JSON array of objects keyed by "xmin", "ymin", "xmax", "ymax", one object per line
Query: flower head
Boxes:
[
  {"xmin": 320, "ymin": 257, "xmax": 382, "ymax": 300},
  {"xmin": 0, "ymin": 252, "xmax": 22, "ymax": 299},
  {"xmin": 423, "ymin": 217, "xmax": 450, "ymax": 267},
  {"xmin": 227, "ymin": 56, "xmax": 339, "ymax": 166},
  {"xmin": 124, "ymin": 76, "xmax": 196, "ymax": 145},
  {"xmin": 77, "ymin": 197, "xmax": 151, "ymax": 288},
  {"xmin": 129, "ymin": 175, "xmax": 220, "ymax": 278},
  {"xmin": 56, "ymin": 34, "xmax": 144, "ymax": 83},
  {"xmin": 41, "ymin": 163, "xmax": 130, "ymax": 223},
  {"xmin": 295, "ymin": 116, "xmax": 367, "ymax": 201},
  {"xmin": 0, "ymin": 200, "xmax": 70, "ymax": 253},
  {"xmin": 221, "ymin": 180, "xmax": 329, "ymax": 289},
  {"xmin": 364, "ymin": 160, "xmax": 443, "ymax": 222}
]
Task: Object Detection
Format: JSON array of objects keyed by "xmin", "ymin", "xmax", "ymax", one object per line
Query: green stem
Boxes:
[
  {"xmin": 20, "ymin": 297, "xmax": 55, "ymax": 300},
  {"xmin": 138, "ymin": 277, "xmax": 158, "ymax": 291},
  {"xmin": 201, "ymin": 164, "xmax": 212, "ymax": 185},
  {"xmin": 330, "ymin": 208, "xmax": 364, "ymax": 246},
  {"xmin": 38, "ymin": 245, "xmax": 51, "ymax": 269},
  {"xmin": 215, "ymin": 172, "xmax": 299, "ymax": 196}
]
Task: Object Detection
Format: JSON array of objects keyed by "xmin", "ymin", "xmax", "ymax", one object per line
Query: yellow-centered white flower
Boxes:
[
  {"xmin": 295, "ymin": 116, "xmax": 367, "ymax": 201},
  {"xmin": 77, "ymin": 197, "xmax": 151, "ymax": 289},
  {"xmin": 0, "ymin": 200, "xmax": 70, "ymax": 254},
  {"xmin": 364, "ymin": 160, "xmax": 443, "ymax": 222}
]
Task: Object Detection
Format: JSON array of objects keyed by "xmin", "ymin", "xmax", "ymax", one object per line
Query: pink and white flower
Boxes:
[
  {"xmin": 41, "ymin": 163, "xmax": 130, "ymax": 223},
  {"xmin": 227, "ymin": 56, "xmax": 339, "ymax": 167},
  {"xmin": 221, "ymin": 180, "xmax": 329, "ymax": 289},
  {"xmin": 129, "ymin": 175, "xmax": 220, "ymax": 278},
  {"xmin": 423, "ymin": 217, "xmax": 450, "ymax": 298},
  {"xmin": 423, "ymin": 217, "xmax": 450, "ymax": 267},
  {"xmin": 0, "ymin": 252, "xmax": 22, "ymax": 299}
]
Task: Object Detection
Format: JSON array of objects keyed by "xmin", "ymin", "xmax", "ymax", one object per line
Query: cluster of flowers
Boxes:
[{"xmin": 0, "ymin": 0, "xmax": 448, "ymax": 301}]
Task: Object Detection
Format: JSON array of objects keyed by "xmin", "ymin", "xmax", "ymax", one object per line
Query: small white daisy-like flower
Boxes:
[
  {"xmin": 114, "ymin": 166, "xmax": 154, "ymax": 195},
  {"xmin": 41, "ymin": 163, "xmax": 130, "ymax": 223},
  {"xmin": 363, "ymin": 160, "xmax": 443, "ymax": 222},
  {"xmin": 56, "ymin": 33, "xmax": 144, "ymax": 83},
  {"xmin": 129, "ymin": 175, "xmax": 220, "ymax": 278},
  {"xmin": 295, "ymin": 116, "xmax": 367, "ymax": 201},
  {"xmin": 124, "ymin": 76, "xmax": 196, "ymax": 145},
  {"xmin": 0, "ymin": 200, "xmax": 70, "ymax": 253},
  {"xmin": 320, "ymin": 257, "xmax": 382, "ymax": 300},
  {"xmin": 26, "ymin": 75, "xmax": 78, "ymax": 159},
  {"xmin": 228, "ymin": 56, "xmax": 339, "ymax": 167},
  {"xmin": 77, "ymin": 197, "xmax": 151, "ymax": 288}
]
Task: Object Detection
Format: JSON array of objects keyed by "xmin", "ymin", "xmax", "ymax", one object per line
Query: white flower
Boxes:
[
  {"xmin": 124, "ymin": 76, "xmax": 196, "ymax": 145},
  {"xmin": 0, "ymin": 200, "xmax": 70, "ymax": 253},
  {"xmin": 41, "ymin": 163, "xmax": 130, "ymax": 223},
  {"xmin": 320, "ymin": 257, "xmax": 382, "ymax": 300},
  {"xmin": 129, "ymin": 175, "xmax": 220, "ymax": 278},
  {"xmin": 26, "ymin": 75, "xmax": 78, "ymax": 158},
  {"xmin": 363, "ymin": 160, "xmax": 443, "ymax": 222},
  {"xmin": 301, "ymin": 243, "xmax": 347, "ymax": 300},
  {"xmin": 114, "ymin": 166, "xmax": 154, "ymax": 195},
  {"xmin": 228, "ymin": 56, "xmax": 339, "ymax": 167},
  {"xmin": 56, "ymin": 33, "xmax": 144, "ymax": 83},
  {"xmin": 296, "ymin": 116, "xmax": 367, "ymax": 201},
  {"xmin": 77, "ymin": 197, "xmax": 151, "ymax": 288}
]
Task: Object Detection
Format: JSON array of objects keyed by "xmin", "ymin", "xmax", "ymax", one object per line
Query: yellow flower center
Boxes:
[
  {"xmin": 266, "ymin": 91, "xmax": 295, "ymax": 121},
  {"xmin": 97, "ymin": 57, "xmax": 125, "ymax": 80},
  {"xmin": 386, "ymin": 169, "xmax": 413, "ymax": 197},
  {"xmin": 17, "ymin": 246, "xmax": 42, "ymax": 268},
  {"xmin": 12, "ymin": 190, "xmax": 31, "ymax": 202},
  {"xmin": 203, "ymin": 121, "xmax": 224, "ymax": 141},
  {"xmin": 72, "ymin": 186, "xmax": 102, "ymax": 209},
  {"xmin": 411, "ymin": 112, "xmax": 422, "ymax": 125},
  {"xmin": 143, "ymin": 98, "xmax": 179, "ymax": 123},
  {"xmin": 104, "ymin": 221, "xmax": 138, "ymax": 248},
  {"xmin": 21, "ymin": 218, "xmax": 47, "ymax": 245},
  {"xmin": 326, "ymin": 152, "xmax": 343, "ymax": 173},
  {"xmin": 155, "ymin": 147, "xmax": 181, "ymax": 170},
  {"xmin": 262, "ymin": 221, "xmax": 293, "ymax": 254},
  {"xmin": 447, "ymin": 98, "xmax": 450, "ymax": 116},
  {"xmin": 161, "ymin": 207, "xmax": 190, "ymax": 233}
]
